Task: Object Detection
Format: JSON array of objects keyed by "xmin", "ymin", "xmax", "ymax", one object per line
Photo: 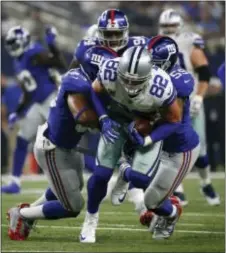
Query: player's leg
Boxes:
[
  {"xmin": 80, "ymin": 133, "xmax": 125, "ymax": 243},
  {"xmin": 193, "ymin": 106, "xmax": 220, "ymax": 205},
  {"xmin": 144, "ymin": 144, "xmax": 200, "ymax": 239},
  {"xmin": 7, "ymin": 144, "xmax": 85, "ymax": 240},
  {"xmin": 1, "ymin": 104, "xmax": 43, "ymax": 194}
]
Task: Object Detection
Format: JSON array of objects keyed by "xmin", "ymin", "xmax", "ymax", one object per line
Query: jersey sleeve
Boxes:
[
  {"xmin": 74, "ymin": 38, "xmax": 96, "ymax": 63},
  {"xmin": 152, "ymin": 69, "xmax": 177, "ymax": 107},
  {"xmin": 192, "ymin": 33, "xmax": 205, "ymax": 49},
  {"xmin": 97, "ymin": 59, "xmax": 117, "ymax": 93},
  {"xmin": 61, "ymin": 69, "xmax": 91, "ymax": 94},
  {"xmin": 170, "ymin": 67, "xmax": 194, "ymax": 97}
]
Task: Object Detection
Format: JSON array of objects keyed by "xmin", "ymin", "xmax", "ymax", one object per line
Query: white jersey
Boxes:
[
  {"xmin": 171, "ymin": 32, "xmax": 205, "ymax": 96},
  {"xmin": 98, "ymin": 58, "xmax": 176, "ymax": 117}
]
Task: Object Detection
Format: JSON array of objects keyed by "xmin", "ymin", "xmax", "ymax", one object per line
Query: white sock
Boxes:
[
  {"xmin": 128, "ymin": 188, "xmax": 147, "ymax": 216},
  {"xmin": 169, "ymin": 205, "xmax": 177, "ymax": 218},
  {"xmin": 20, "ymin": 205, "xmax": 45, "ymax": 219},
  {"xmin": 174, "ymin": 183, "xmax": 184, "ymax": 193},
  {"xmin": 198, "ymin": 165, "xmax": 211, "ymax": 186},
  {"xmin": 11, "ymin": 176, "xmax": 21, "ymax": 186},
  {"xmin": 30, "ymin": 192, "xmax": 47, "ymax": 207}
]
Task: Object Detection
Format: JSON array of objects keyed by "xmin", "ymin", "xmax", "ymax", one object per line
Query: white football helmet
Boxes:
[
  {"xmin": 158, "ymin": 9, "xmax": 183, "ymax": 36},
  {"xmin": 5, "ymin": 26, "xmax": 31, "ymax": 57}
]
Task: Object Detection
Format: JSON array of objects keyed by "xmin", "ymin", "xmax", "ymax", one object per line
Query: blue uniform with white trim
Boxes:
[
  {"xmin": 13, "ymin": 42, "xmax": 56, "ymax": 105},
  {"xmin": 44, "ymin": 69, "xmax": 93, "ymax": 149},
  {"xmin": 162, "ymin": 64, "xmax": 199, "ymax": 153}
]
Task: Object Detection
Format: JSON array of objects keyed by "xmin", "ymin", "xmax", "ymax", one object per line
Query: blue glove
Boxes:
[
  {"xmin": 8, "ymin": 112, "xmax": 18, "ymax": 130},
  {"xmin": 127, "ymin": 121, "xmax": 153, "ymax": 147},
  {"xmin": 100, "ymin": 116, "xmax": 121, "ymax": 144},
  {"xmin": 45, "ymin": 26, "xmax": 58, "ymax": 46}
]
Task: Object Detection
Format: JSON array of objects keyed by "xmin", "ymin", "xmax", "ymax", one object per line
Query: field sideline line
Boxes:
[{"xmin": 1, "ymin": 224, "xmax": 224, "ymax": 235}]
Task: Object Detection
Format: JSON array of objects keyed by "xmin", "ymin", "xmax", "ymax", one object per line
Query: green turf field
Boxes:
[{"xmin": 1, "ymin": 177, "xmax": 225, "ymax": 252}]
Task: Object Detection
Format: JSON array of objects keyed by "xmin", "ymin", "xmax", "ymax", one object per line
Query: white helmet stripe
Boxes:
[{"xmin": 129, "ymin": 46, "xmax": 143, "ymax": 74}]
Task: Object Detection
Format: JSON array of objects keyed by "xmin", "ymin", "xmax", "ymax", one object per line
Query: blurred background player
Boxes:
[
  {"xmin": 1, "ymin": 26, "xmax": 66, "ymax": 194},
  {"xmin": 158, "ymin": 8, "xmax": 220, "ymax": 206}
]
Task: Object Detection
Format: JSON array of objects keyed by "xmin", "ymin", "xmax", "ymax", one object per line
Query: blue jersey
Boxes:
[
  {"xmin": 163, "ymin": 65, "xmax": 199, "ymax": 153},
  {"xmin": 13, "ymin": 42, "xmax": 56, "ymax": 104},
  {"xmin": 217, "ymin": 62, "xmax": 225, "ymax": 89},
  {"xmin": 44, "ymin": 68, "xmax": 92, "ymax": 149},
  {"xmin": 74, "ymin": 36, "xmax": 148, "ymax": 64},
  {"xmin": 1, "ymin": 84, "xmax": 23, "ymax": 115}
]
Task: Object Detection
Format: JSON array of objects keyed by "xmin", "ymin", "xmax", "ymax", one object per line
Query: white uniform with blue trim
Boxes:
[{"xmin": 97, "ymin": 58, "xmax": 175, "ymax": 174}]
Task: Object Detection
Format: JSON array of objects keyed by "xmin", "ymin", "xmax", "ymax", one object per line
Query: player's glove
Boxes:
[
  {"xmin": 8, "ymin": 112, "xmax": 18, "ymax": 129},
  {"xmin": 99, "ymin": 115, "xmax": 121, "ymax": 144},
  {"xmin": 45, "ymin": 26, "xmax": 58, "ymax": 46},
  {"xmin": 127, "ymin": 121, "xmax": 152, "ymax": 147},
  {"xmin": 190, "ymin": 95, "xmax": 203, "ymax": 118}
]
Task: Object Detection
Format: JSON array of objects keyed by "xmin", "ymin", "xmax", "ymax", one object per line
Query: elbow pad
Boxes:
[{"xmin": 195, "ymin": 65, "xmax": 211, "ymax": 82}]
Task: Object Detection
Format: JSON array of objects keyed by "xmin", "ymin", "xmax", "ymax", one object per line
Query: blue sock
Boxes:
[
  {"xmin": 195, "ymin": 155, "xmax": 209, "ymax": 169},
  {"xmin": 45, "ymin": 188, "xmax": 57, "ymax": 201},
  {"xmin": 43, "ymin": 200, "xmax": 79, "ymax": 219},
  {"xmin": 12, "ymin": 136, "xmax": 29, "ymax": 177},
  {"xmin": 87, "ymin": 165, "xmax": 113, "ymax": 214},
  {"xmin": 152, "ymin": 199, "xmax": 173, "ymax": 216}
]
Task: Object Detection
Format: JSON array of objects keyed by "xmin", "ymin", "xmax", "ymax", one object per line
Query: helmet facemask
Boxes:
[
  {"xmin": 118, "ymin": 70, "xmax": 151, "ymax": 97},
  {"xmin": 98, "ymin": 28, "xmax": 128, "ymax": 52},
  {"xmin": 159, "ymin": 23, "xmax": 181, "ymax": 36}
]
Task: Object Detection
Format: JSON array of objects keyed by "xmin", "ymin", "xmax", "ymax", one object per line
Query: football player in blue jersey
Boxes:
[
  {"xmin": 6, "ymin": 46, "xmax": 120, "ymax": 240},
  {"xmin": 69, "ymin": 8, "xmax": 148, "ymax": 70},
  {"xmin": 1, "ymin": 26, "xmax": 67, "ymax": 194},
  {"xmin": 111, "ymin": 36, "xmax": 200, "ymax": 240}
]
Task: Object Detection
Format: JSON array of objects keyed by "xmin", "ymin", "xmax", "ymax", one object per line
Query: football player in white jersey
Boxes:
[
  {"xmin": 80, "ymin": 46, "xmax": 188, "ymax": 243},
  {"xmin": 158, "ymin": 8, "xmax": 220, "ymax": 206}
]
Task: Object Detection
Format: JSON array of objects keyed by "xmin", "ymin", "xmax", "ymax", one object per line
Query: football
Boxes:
[{"xmin": 134, "ymin": 118, "xmax": 152, "ymax": 136}]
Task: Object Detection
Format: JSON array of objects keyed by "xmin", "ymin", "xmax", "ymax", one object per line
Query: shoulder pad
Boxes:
[
  {"xmin": 26, "ymin": 42, "xmax": 45, "ymax": 57},
  {"xmin": 61, "ymin": 69, "xmax": 91, "ymax": 94},
  {"xmin": 74, "ymin": 38, "xmax": 98, "ymax": 62}
]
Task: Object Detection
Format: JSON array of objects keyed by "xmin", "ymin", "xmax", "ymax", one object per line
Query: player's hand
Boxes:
[
  {"xmin": 100, "ymin": 116, "xmax": 120, "ymax": 144},
  {"xmin": 190, "ymin": 95, "xmax": 203, "ymax": 118},
  {"xmin": 8, "ymin": 112, "xmax": 18, "ymax": 130},
  {"xmin": 127, "ymin": 121, "xmax": 145, "ymax": 146},
  {"xmin": 45, "ymin": 26, "xmax": 58, "ymax": 46}
]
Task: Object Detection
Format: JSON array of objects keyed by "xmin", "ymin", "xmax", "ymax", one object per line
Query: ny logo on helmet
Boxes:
[{"xmin": 166, "ymin": 44, "xmax": 176, "ymax": 54}]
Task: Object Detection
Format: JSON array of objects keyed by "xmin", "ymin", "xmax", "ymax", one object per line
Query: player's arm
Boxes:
[
  {"xmin": 67, "ymin": 93, "xmax": 99, "ymax": 128},
  {"xmin": 32, "ymin": 27, "xmax": 67, "ymax": 70},
  {"xmin": 191, "ymin": 46, "xmax": 210, "ymax": 97},
  {"xmin": 1, "ymin": 102, "xmax": 8, "ymax": 131}
]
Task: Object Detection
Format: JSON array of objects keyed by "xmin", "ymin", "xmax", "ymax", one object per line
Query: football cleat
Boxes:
[
  {"xmin": 173, "ymin": 192, "xmax": 189, "ymax": 206},
  {"xmin": 7, "ymin": 203, "xmax": 35, "ymax": 240},
  {"xmin": 1, "ymin": 182, "xmax": 21, "ymax": 194},
  {"xmin": 140, "ymin": 211, "xmax": 159, "ymax": 233},
  {"xmin": 80, "ymin": 212, "xmax": 99, "ymax": 243},
  {"xmin": 111, "ymin": 161, "xmax": 130, "ymax": 205},
  {"xmin": 201, "ymin": 184, "xmax": 220, "ymax": 206},
  {"xmin": 152, "ymin": 203, "xmax": 182, "ymax": 240}
]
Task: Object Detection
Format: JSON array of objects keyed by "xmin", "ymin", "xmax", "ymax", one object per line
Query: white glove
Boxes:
[{"xmin": 190, "ymin": 95, "xmax": 203, "ymax": 118}]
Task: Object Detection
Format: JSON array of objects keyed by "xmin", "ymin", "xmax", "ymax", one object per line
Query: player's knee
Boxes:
[
  {"xmin": 93, "ymin": 165, "xmax": 113, "ymax": 183},
  {"xmin": 195, "ymin": 155, "xmax": 209, "ymax": 169}
]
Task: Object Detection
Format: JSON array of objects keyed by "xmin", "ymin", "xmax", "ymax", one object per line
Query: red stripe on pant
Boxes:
[
  {"xmin": 45, "ymin": 151, "xmax": 67, "ymax": 208},
  {"xmin": 45, "ymin": 150, "xmax": 72, "ymax": 211},
  {"xmin": 157, "ymin": 151, "xmax": 189, "ymax": 206},
  {"xmin": 50, "ymin": 150, "xmax": 73, "ymax": 211}
]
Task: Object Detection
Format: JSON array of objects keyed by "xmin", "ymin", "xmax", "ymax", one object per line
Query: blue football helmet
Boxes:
[
  {"xmin": 97, "ymin": 9, "xmax": 129, "ymax": 52},
  {"xmin": 5, "ymin": 26, "xmax": 31, "ymax": 57},
  {"xmin": 147, "ymin": 35, "xmax": 179, "ymax": 72},
  {"xmin": 81, "ymin": 45, "xmax": 118, "ymax": 81}
]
